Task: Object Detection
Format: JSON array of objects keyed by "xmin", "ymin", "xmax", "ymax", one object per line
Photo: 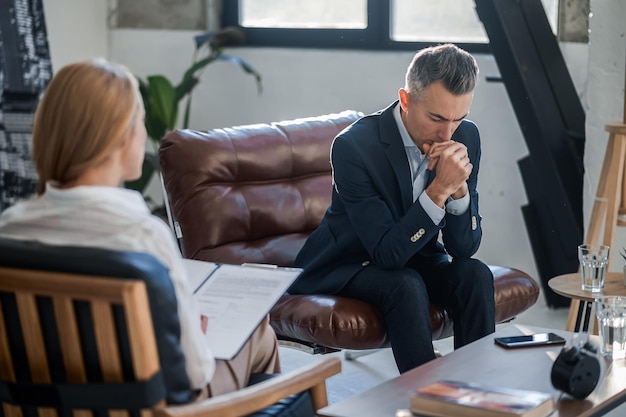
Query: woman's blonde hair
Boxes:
[{"xmin": 32, "ymin": 58, "xmax": 141, "ymax": 194}]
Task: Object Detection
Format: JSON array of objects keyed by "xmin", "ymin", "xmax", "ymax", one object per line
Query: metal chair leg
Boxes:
[{"xmin": 343, "ymin": 349, "xmax": 382, "ymax": 360}]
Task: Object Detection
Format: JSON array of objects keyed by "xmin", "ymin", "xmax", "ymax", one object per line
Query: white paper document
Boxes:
[
  {"xmin": 183, "ymin": 258, "xmax": 219, "ymax": 290},
  {"xmin": 182, "ymin": 259, "xmax": 301, "ymax": 360}
]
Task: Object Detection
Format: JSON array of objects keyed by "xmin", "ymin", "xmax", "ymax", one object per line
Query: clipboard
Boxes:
[{"xmin": 182, "ymin": 258, "xmax": 300, "ymax": 360}]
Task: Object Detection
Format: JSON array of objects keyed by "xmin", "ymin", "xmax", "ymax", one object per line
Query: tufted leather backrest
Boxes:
[{"xmin": 160, "ymin": 110, "xmax": 363, "ymax": 266}]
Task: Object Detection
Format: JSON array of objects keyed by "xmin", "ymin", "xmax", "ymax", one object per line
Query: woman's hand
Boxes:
[{"xmin": 201, "ymin": 314, "xmax": 209, "ymax": 334}]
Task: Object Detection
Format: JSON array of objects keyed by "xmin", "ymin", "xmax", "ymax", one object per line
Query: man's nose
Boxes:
[{"xmin": 438, "ymin": 123, "xmax": 455, "ymax": 141}]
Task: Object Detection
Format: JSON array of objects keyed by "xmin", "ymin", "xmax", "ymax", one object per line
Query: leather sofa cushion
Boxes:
[{"xmin": 269, "ymin": 265, "xmax": 539, "ymax": 349}]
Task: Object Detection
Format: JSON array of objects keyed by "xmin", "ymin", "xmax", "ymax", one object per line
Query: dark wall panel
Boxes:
[
  {"xmin": 475, "ymin": 0, "xmax": 584, "ymax": 308},
  {"xmin": 0, "ymin": 0, "xmax": 51, "ymax": 211}
]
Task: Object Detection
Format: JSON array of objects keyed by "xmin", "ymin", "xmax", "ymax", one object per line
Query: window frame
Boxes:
[{"xmin": 221, "ymin": 0, "xmax": 492, "ymax": 53}]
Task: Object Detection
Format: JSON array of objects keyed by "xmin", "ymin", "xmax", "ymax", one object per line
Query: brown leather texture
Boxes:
[{"xmin": 160, "ymin": 111, "xmax": 540, "ymax": 351}]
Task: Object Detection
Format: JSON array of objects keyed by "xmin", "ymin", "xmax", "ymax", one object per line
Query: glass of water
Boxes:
[
  {"xmin": 578, "ymin": 244, "xmax": 610, "ymax": 292},
  {"xmin": 595, "ymin": 296, "xmax": 626, "ymax": 359}
]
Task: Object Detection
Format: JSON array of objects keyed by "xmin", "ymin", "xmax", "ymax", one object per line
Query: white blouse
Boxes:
[{"xmin": 0, "ymin": 183, "xmax": 215, "ymax": 389}]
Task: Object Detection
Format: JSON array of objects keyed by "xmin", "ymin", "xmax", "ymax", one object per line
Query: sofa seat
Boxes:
[
  {"xmin": 270, "ymin": 265, "xmax": 539, "ymax": 350},
  {"xmin": 160, "ymin": 110, "xmax": 540, "ymax": 353}
]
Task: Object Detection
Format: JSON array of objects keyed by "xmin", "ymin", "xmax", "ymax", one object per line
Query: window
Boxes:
[
  {"xmin": 222, "ymin": 0, "xmax": 559, "ymax": 52},
  {"xmin": 239, "ymin": 0, "xmax": 367, "ymax": 29}
]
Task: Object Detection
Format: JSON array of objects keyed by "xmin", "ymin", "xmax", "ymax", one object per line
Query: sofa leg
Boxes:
[
  {"xmin": 343, "ymin": 349, "xmax": 383, "ymax": 360},
  {"xmin": 278, "ymin": 339, "xmax": 338, "ymax": 355},
  {"xmin": 344, "ymin": 346, "xmax": 443, "ymax": 361}
]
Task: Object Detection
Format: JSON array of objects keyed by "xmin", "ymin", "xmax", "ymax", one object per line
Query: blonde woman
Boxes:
[{"xmin": 0, "ymin": 58, "xmax": 280, "ymax": 400}]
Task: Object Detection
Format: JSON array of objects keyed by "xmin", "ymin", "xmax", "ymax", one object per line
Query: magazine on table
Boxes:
[
  {"xmin": 410, "ymin": 380, "xmax": 555, "ymax": 417},
  {"xmin": 182, "ymin": 258, "xmax": 300, "ymax": 360}
]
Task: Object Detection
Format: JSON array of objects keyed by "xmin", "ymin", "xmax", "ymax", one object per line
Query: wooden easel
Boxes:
[
  {"xmin": 583, "ymin": 123, "xmax": 626, "ymax": 257},
  {"xmin": 564, "ymin": 71, "xmax": 626, "ymax": 332}
]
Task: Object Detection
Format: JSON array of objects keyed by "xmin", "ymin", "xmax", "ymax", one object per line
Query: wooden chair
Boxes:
[{"xmin": 0, "ymin": 239, "xmax": 341, "ymax": 417}]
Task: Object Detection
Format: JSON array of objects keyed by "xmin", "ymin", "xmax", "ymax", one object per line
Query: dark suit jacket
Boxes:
[{"xmin": 290, "ymin": 101, "xmax": 483, "ymax": 295}]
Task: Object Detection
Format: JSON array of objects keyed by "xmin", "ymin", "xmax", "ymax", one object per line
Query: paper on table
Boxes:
[{"xmin": 182, "ymin": 259, "xmax": 300, "ymax": 360}]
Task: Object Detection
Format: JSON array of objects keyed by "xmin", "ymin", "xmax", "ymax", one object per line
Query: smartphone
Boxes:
[{"xmin": 494, "ymin": 332, "xmax": 566, "ymax": 349}]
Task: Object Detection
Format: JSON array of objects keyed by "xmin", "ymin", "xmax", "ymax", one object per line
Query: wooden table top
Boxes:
[
  {"xmin": 318, "ymin": 324, "xmax": 626, "ymax": 417},
  {"xmin": 549, "ymin": 272, "xmax": 626, "ymax": 302}
]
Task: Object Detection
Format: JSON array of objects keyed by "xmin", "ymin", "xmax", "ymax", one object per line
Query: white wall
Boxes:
[
  {"xmin": 41, "ymin": 0, "xmax": 108, "ymax": 70},
  {"xmin": 584, "ymin": 0, "xmax": 626, "ymax": 270},
  {"xmin": 45, "ymin": 1, "xmax": 620, "ymax": 288}
]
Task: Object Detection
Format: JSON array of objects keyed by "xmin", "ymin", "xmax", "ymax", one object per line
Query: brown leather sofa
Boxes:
[{"xmin": 160, "ymin": 110, "xmax": 540, "ymax": 353}]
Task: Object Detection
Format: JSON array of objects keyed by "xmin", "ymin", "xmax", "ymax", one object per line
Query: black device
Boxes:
[
  {"xmin": 494, "ymin": 333, "xmax": 567, "ymax": 349},
  {"xmin": 551, "ymin": 341, "xmax": 601, "ymax": 399}
]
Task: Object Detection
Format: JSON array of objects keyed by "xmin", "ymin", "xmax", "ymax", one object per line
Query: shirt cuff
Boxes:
[
  {"xmin": 446, "ymin": 192, "xmax": 470, "ymax": 215},
  {"xmin": 419, "ymin": 191, "xmax": 445, "ymax": 225}
]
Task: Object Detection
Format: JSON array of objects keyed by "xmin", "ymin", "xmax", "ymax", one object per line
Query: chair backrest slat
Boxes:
[
  {"xmin": 52, "ymin": 297, "xmax": 87, "ymax": 383},
  {"xmin": 121, "ymin": 285, "xmax": 161, "ymax": 380},
  {"xmin": 92, "ymin": 300, "xmax": 123, "ymax": 384},
  {"xmin": 0, "ymin": 300, "xmax": 16, "ymax": 381},
  {"xmin": 0, "ymin": 303, "xmax": 23, "ymax": 417},
  {"xmin": 14, "ymin": 290, "xmax": 55, "ymax": 417},
  {"xmin": 1, "ymin": 403, "xmax": 23, "ymax": 417},
  {"xmin": 37, "ymin": 407, "xmax": 58, "ymax": 417},
  {"xmin": 15, "ymin": 292, "xmax": 50, "ymax": 384}
]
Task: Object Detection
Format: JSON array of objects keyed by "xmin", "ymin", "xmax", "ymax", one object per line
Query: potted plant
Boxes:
[{"xmin": 125, "ymin": 26, "xmax": 262, "ymax": 214}]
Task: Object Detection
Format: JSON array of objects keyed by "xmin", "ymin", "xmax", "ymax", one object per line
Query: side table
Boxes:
[{"xmin": 548, "ymin": 272, "xmax": 626, "ymax": 332}]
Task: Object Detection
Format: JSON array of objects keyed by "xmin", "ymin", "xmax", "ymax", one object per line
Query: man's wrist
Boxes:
[
  {"xmin": 450, "ymin": 184, "xmax": 468, "ymax": 200},
  {"xmin": 425, "ymin": 186, "xmax": 448, "ymax": 208}
]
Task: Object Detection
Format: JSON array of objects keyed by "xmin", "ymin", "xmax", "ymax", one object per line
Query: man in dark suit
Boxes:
[{"xmin": 290, "ymin": 44, "xmax": 495, "ymax": 373}]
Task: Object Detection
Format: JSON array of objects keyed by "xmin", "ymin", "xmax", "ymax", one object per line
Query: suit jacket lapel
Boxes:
[{"xmin": 379, "ymin": 101, "xmax": 413, "ymax": 212}]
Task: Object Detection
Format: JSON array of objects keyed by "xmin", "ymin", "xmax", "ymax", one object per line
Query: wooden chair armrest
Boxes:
[{"xmin": 155, "ymin": 356, "xmax": 342, "ymax": 417}]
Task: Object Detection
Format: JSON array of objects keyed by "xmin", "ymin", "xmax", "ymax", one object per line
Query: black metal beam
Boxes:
[{"xmin": 475, "ymin": 0, "xmax": 585, "ymax": 307}]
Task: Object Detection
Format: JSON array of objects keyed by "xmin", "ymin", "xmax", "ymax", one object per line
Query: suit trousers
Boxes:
[
  {"xmin": 337, "ymin": 257, "xmax": 495, "ymax": 373},
  {"xmin": 195, "ymin": 315, "xmax": 281, "ymax": 399}
]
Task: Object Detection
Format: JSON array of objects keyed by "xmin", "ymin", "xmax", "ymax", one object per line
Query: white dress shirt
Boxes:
[{"xmin": 0, "ymin": 183, "xmax": 215, "ymax": 389}]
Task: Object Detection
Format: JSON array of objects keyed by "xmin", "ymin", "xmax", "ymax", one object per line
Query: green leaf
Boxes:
[
  {"xmin": 182, "ymin": 95, "xmax": 193, "ymax": 129},
  {"xmin": 138, "ymin": 78, "xmax": 163, "ymax": 142},
  {"xmin": 124, "ymin": 159, "xmax": 155, "ymax": 194},
  {"xmin": 194, "ymin": 26, "xmax": 245, "ymax": 50},
  {"xmin": 179, "ymin": 56, "xmax": 218, "ymax": 92},
  {"xmin": 143, "ymin": 153, "xmax": 160, "ymax": 171},
  {"xmin": 216, "ymin": 55, "xmax": 263, "ymax": 94},
  {"xmin": 175, "ymin": 75, "xmax": 200, "ymax": 102},
  {"xmin": 146, "ymin": 75, "xmax": 178, "ymax": 133}
]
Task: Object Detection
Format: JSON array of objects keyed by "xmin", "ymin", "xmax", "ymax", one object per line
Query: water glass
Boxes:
[
  {"xmin": 578, "ymin": 244, "xmax": 609, "ymax": 292},
  {"xmin": 595, "ymin": 296, "xmax": 626, "ymax": 359}
]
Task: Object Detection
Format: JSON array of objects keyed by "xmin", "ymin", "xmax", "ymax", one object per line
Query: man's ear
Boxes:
[{"xmin": 398, "ymin": 88, "xmax": 410, "ymax": 112}]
